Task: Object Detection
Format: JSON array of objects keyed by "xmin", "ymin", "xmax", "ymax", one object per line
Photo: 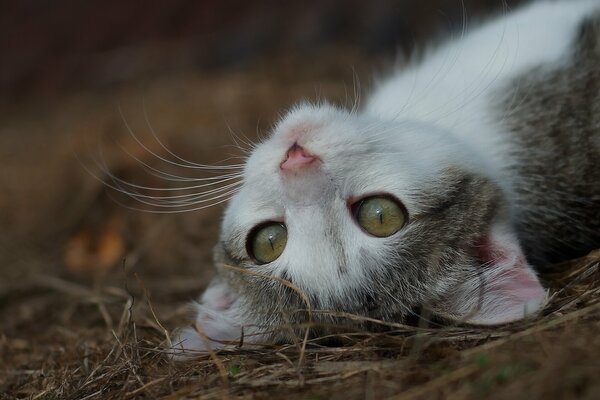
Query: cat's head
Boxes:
[{"xmin": 204, "ymin": 103, "xmax": 546, "ymax": 343}]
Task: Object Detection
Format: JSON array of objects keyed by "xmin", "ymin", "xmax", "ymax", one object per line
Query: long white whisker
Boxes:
[
  {"xmin": 224, "ymin": 118, "xmax": 257, "ymax": 154},
  {"xmin": 106, "ymin": 173, "xmax": 243, "ymax": 201},
  {"xmin": 106, "ymin": 192, "xmax": 237, "ymax": 214},
  {"xmin": 116, "ymin": 142, "xmax": 242, "ymax": 183},
  {"xmin": 142, "ymin": 101, "xmax": 247, "ymax": 169},
  {"xmin": 119, "ymin": 106, "xmax": 244, "ymax": 171},
  {"xmin": 92, "ymin": 152, "xmax": 242, "ymax": 192},
  {"xmin": 114, "ymin": 184, "xmax": 241, "ymax": 209},
  {"xmin": 88, "ymin": 159, "xmax": 242, "ymax": 205}
]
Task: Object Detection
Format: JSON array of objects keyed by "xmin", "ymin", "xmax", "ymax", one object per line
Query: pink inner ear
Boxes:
[
  {"xmin": 475, "ymin": 235, "xmax": 540, "ymax": 297},
  {"xmin": 491, "ymin": 261, "xmax": 546, "ymax": 302},
  {"xmin": 449, "ymin": 227, "xmax": 547, "ymax": 325}
]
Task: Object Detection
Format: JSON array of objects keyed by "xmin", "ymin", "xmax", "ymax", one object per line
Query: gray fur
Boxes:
[{"xmin": 498, "ymin": 13, "xmax": 600, "ymax": 264}]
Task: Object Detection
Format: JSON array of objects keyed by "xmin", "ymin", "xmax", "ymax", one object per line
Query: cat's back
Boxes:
[{"xmin": 497, "ymin": 5, "xmax": 600, "ymax": 264}]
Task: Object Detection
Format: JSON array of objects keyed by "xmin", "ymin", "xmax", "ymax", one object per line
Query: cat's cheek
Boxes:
[{"xmin": 444, "ymin": 224, "xmax": 548, "ymax": 325}]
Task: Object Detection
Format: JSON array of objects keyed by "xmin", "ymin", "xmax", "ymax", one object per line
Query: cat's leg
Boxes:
[
  {"xmin": 170, "ymin": 278, "xmax": 262, "ymax": 359},
  {"xmin": 442, "ymin": 222, "xmax": 548, "ymax": 325}
]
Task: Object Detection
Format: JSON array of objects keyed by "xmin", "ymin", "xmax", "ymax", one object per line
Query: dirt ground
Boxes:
[{"xmin": 1, "ymin": 2, "xmax": 600, "ymax": 399}]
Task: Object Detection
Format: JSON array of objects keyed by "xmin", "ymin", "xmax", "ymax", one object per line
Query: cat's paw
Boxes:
[
  {"xmin": 170, "ymin": 313, "xmax": 242, "ymax": 359},
  {"xmin": 169, "ymin": 280, "xmax": 259, "ymax": 359}
]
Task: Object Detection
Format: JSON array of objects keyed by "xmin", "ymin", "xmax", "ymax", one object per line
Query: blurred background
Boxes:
[
  {"xmin": 1, "ymin": 0, "xmax": 525, "ymax": 382},
  {"xmin": 1, "ymin": 0, "xmax": 523, "ymax": 105},
  {"xmin": 8, "ymin": 3, "xmax": 600, "ymax": 399}
]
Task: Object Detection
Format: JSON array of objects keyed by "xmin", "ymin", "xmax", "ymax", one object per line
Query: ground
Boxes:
[{"xmin": 1, "ymin": 49, "xmax": 599, "ymax": 400}]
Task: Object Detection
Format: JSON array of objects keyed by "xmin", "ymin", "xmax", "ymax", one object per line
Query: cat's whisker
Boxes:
[
  {"xmin": 351, "ymin": 67, "xmax": 362, "ymax": 115},
  {"xmin": 106, "ymin": 192, "xmax": 238, "ymax": 214},
  {"xmin": 110, "ymin": 179, "xmax": 243, "ymax": 204},
  {"xmin": 80, "ymin": 154, "xmax": 241, "ymax": 213},
  {"xmin": 109, "ymin": 176, "xmax": 243, "ymax": 197},
  {"xmin": 152, "ymin": 185, "xmax": 242, "ymax": 206},
  {"xmin": 109, "ymin": 173, "xmax": 242, "ymax": 200},
  {"xmin": 93, "ymin": 154, "xmax": 243, "ymax": 203},
  {"xmin": 110, "ymin": 181, "xmax": 241, "ymax": 209},
  {"xmin": 120, "ymin": 106, "xmax": 244, "ymax": 171},
  {"xmin": 133, "ymin": 160, "xmax": 243, "ymax": 184},
  {"xmin": 141, "ymin": 102, "xmax": 246, "ymax": 169},
  {"xmin": 224, "ymin": 119, "xmax": 257, "ymax": 155},
  {"xmin": 92, "ymin": 153, "xmax": 243, "ymax": 192},
  {"xmin": 140, "ymin": 166, "xmax": 243, "ymax": 184},
  {"xmin": 116, "ymin": 142, "xmax": 243, "ymax": 182}
]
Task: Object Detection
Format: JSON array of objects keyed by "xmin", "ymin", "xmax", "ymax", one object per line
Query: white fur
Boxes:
[{"xmin": 171, "ymin": 282, "xmax": 266, "ymax": 357}]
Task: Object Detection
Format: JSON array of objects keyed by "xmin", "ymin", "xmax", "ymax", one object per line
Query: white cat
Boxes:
[{"xmin": 171, "ymin": 0, "xmax": 600, "ymax": 356}]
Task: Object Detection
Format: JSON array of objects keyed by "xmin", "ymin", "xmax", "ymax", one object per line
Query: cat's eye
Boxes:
[
  {"xmin": 246, "ymin": 222, "xmax": 288, "ymax": 264},
  {"xmin": 352, "ymin": 196, "xmax": 407, "ymax": 237}
]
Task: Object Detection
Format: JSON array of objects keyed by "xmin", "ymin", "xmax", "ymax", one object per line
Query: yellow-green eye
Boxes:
[
  {"xmin": 352, "ymin": 196, "xmax": 407, "ymax": 237},
  {"xmin": 247, "ymin": 222, "xmax": 288, "ymax": 264}
]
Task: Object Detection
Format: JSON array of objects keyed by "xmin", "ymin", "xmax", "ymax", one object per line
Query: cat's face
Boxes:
[{"xmin": 213, "ymin": 103, "xmax": 545, "ymax": 337}]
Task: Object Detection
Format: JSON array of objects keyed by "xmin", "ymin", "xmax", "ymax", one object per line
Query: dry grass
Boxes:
[
  {"xmin": 2, "ymin": 250, "xmax": 599, "ymax": 399},
  {"xmin": 1, "ymin": 54, "xmax": 600, "ymax": 399}
]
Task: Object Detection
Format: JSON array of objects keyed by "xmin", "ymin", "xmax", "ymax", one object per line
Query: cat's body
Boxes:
[{"xmin": 173, "ymin": 0, "xmax": 600, "ymax": 355}]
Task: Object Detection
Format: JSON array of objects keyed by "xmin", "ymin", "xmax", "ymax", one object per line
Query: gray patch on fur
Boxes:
[{"xmin": 495, "ymin": 11, "xmax": 600, "ymax": 264}]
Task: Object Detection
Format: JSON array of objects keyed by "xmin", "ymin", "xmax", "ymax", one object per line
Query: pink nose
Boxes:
[{"xmin": 280, "ymin": 143, "xmax": 317, "ymax": 170}]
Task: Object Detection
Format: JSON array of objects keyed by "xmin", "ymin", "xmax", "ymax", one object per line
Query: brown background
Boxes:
[{"xmin": 5, "ymin": 1, "xmax": 600, "ymax": 399}]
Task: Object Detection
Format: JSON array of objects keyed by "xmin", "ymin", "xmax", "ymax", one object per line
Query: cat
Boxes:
[{"xmin": 170, "ymin": 0, "xmax": 600, "ymax": 356}]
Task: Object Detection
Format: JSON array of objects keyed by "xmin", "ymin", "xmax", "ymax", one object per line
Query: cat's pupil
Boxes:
[
  {"xmin": 353, "ymin": 195, "xmax": 406, "ymax": 237},
  {"xmin": 246, "ymin": 223, "xmax": 288, "ymax": 264}
]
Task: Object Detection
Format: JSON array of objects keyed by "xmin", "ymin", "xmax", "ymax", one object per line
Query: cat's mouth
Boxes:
[{"xmin": 280, "ymin": 143, "xmax": 320, "ymax": 171}]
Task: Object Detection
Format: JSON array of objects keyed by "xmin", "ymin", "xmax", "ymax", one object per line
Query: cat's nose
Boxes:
[{"xmin": 280, "ymin": 143, "xmax": 317, "ymax": 170}]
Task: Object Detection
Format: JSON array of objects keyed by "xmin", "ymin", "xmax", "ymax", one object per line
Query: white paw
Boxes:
[{"xmin": 169, "ymin": 279, "xmax": 264, "ymax": 359}]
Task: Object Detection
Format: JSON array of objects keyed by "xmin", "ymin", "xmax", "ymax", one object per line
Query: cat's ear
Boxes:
[
  {"xmin": 170, "ymin": 280, "xmax": 251, "ymax": 359},
  {"xmin": 444, "ymin": 225, "xmax": 547, "ymax": 325}
]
